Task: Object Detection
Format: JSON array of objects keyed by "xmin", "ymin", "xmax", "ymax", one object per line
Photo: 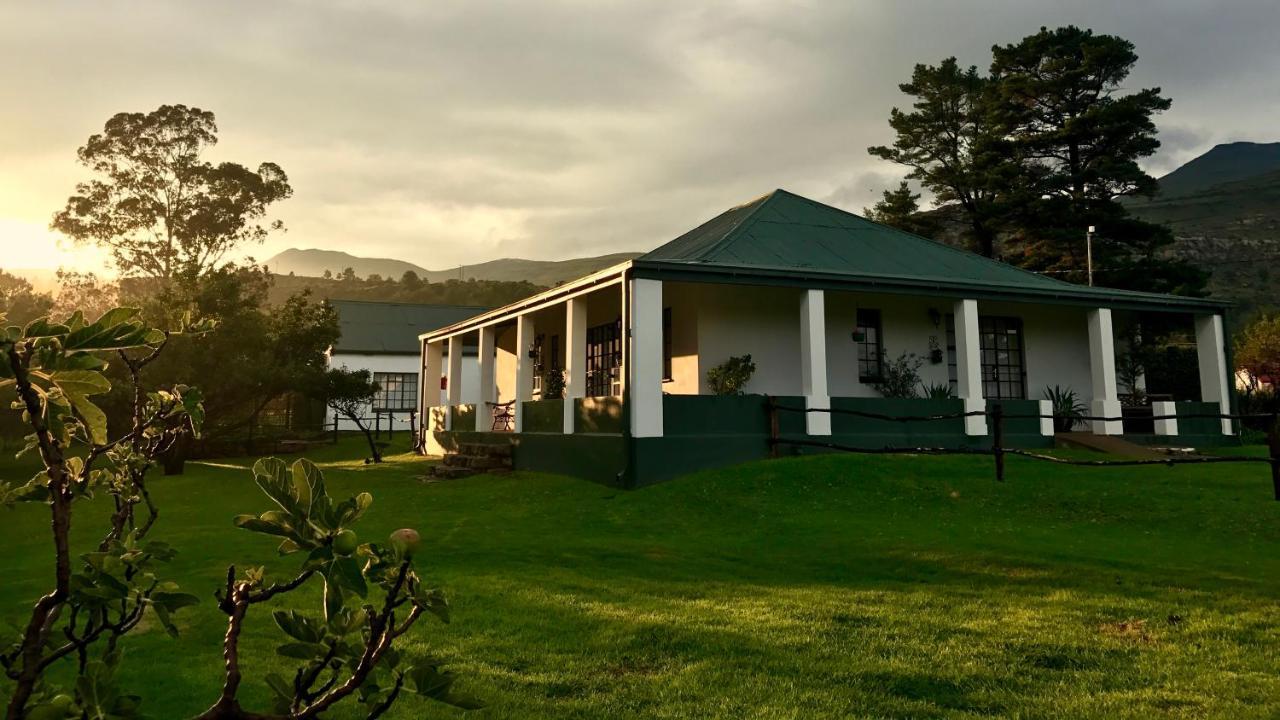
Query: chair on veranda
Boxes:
[{"xmin": 488, "ymin": 400, "xmax": 515, "ymax": 431}]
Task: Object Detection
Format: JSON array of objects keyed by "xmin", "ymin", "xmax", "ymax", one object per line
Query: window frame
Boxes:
[
  {"xmin": 371, "ymin": 371, "xmax": 419, "ymax": 411},
  {"xmin": 979, "ymin": 315, "xmax": 1027, "ymax": 400},
  {"xmin": 856, "ymin": 308, "xmax": 884, "ymax": 383}
]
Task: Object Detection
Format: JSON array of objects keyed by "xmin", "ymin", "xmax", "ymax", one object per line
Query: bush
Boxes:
[
  {"xmin": 872, "ymin": 351, "xmax": 924, "ymax": 399},
  {"xmin": 920, "ymin": 380, "xmax": 955, "ymax": 399},
  {"xmin": 1043, "ymin": 384, "xmax": 1085, "ymax": 432},
  {"xmin": 542, "ymin": 368, "xmax": 566, "ymax": 400},
  {"xmin": 706, "ymin": 355, "xmax": 756, "ymax": 395}
]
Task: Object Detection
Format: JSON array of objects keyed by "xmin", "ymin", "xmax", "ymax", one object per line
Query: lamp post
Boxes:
[{"xmin": 1086, "ymin": 225, "xmax": 1096, "ymax": 286}]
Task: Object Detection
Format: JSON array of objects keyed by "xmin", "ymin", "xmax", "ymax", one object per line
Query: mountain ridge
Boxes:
[{"xmin": 264, "ymin": 248, "xmax": 641, "ymax": 287}]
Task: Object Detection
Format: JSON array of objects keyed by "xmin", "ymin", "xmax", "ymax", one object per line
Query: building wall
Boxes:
[
  {"xmin": 329, "ymin": 351, "xmax": 478, "ymax": 431},
  {"xmin": 677, "ymin": 284, "xmax": 1097, "ymax": 404}
]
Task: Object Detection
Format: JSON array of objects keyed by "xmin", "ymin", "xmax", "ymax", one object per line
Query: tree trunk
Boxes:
[{"xmin": 161, "ymin": 433, "xmax": 189, "ymax": 476}]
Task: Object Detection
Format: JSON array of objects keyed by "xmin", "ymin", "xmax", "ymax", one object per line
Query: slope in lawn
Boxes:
[{"xmin": 1, "ymin": 439, "xmax": 1277, "ymax": 719}]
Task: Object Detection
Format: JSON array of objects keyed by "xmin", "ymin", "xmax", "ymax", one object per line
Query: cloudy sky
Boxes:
[{"xmin": 3, "ymin": 0, "xmax": 1278, "ymax": 274}]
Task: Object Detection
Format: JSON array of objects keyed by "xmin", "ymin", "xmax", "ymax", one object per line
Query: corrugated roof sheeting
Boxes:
[{"xmin": 329, "ymin": 300, "xmax": 488, "ymax": 354}]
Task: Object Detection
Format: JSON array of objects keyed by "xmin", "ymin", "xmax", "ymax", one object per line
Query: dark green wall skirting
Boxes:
[
  {"xmin": 576, "ymin": 397, "xmax": 623, "ymax": 434},
  {"xmin": 521, "ymin": 399, "xmax": 564, "ymax": 433},
  {"xmin": 449, "ymin": 404, "xmax": 476, "ymax": 432}
]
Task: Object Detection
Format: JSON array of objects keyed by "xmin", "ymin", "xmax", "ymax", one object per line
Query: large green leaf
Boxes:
[
  {"xmin": 49, "ymin": 369, "xmax": 110, "ymax": 396},
  {"xmin": 405, "ymin": 664, "xmax": 484, "ymax": 710}
]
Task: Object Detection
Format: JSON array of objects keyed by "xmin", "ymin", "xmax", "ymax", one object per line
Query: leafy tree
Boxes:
[
  {"xmin": 0, "ymin": 307, "xmax": 475, "ymax": 719},
  {"xmin": 1236, "ymin": 314, "xmax": 1280, "ymax": 389},
  {"xmin": 399, "ymin": 270, "xmax": 423, "ymax": 290},
  {"xmin": 0, "ymin": 270, "xmax": 54, "ymax": 325},
  {"xmin": 339, "ymin": 267, "xmax": 357, "ymax": 283},
  {"xmin": 319, "ymin": 368, "xmax": 384, "ymax": 463},
  {"xmin": 52, "ymin": 270, "xmax": 118, "ymax": 321},
  {"xmin": 869, "ymin": 58, "xmax": 1010, "ymax": 256},
  {"xmin": 0, "ymin": 307, "xmax": 208, "ymax": 717},
  {"xmin": 134, "ymin": 266, "xmax": 339, "ymax": 455},
  {"xmin": 864, "ymin": 181, "xmax": 938, "ymax": 237},
  {"xmin": 706, "ymin": 355, "xmax": 756, "ymax": 395},
  {"xmin": 51, "ymin": 104, "xmax": 292, "ymax": 281}
]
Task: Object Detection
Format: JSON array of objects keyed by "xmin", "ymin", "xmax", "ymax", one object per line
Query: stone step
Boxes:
[
  {"xmin": 443, "ymin": 454, "xmax": 512, "ymax": 470},
  {"xmin": 456, "ymin": 442, "xmax": 513, "ymax": 459}
]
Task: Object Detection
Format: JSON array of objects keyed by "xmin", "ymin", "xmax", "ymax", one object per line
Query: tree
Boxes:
[
  {"xmin": 869, "ymin": 58, "xmax": 1011, "ymax": 256},
  {"xmin": 399, "ymin": 270, "xmax": 424, "ymax": 290},
  {"xmin": 1236, "ymin": 314, "xmax": 1280, "ymax": 389},
  {"xmin": 989, "ymin": 26, "xmax": 1206, "ymax": 294},
  {"xmin": 339, "ymin": 267, "xmax": 357, "ymax": 283},
  {"xmin": 864, "ymin": 181, "xmax": 938, "ymax": 237},
  {"xmin": 319, "ymin": 368, "xmax": 384, "ymax": 463},
  {"xmin": 0, "ymin": 270, "xmax": 53, "ymax": 325},
  {"xmin": 51, "ymin": 104, "xmax": 292, "ymax": 281},
  {"xmin": 0, "ymin": 307, "xmax": 475, "ymax": 720},
  {"xmin": 52, "ymin": 270, "xmax": 118, "ymax": 321}
]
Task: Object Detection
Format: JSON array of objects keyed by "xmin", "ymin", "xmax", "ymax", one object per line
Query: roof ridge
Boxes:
[
  {"xmin": 777, "ymin": 189, "xmax": 1082, "ymax": 291},
  {"xmin": 326, "ymin": 298, "xmax": 490, "ymax": 309},
  {"xmin": 690, "ymin": 190, "xmax": 781, "ymax": 262}
]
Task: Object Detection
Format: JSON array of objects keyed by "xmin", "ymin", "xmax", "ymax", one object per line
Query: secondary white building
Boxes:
[
  {"xmin": 327, "ymin": 300, "xmax": 484, "ymax": 432},
  {"xmin": 418, "ymin": 190, "xmax": 1235, "ymax": 487}
]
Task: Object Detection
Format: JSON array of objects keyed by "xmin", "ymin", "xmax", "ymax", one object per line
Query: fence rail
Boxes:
[{"xmin": 765, "ymin": 397, "xmax": 1280, "ymax": 501}]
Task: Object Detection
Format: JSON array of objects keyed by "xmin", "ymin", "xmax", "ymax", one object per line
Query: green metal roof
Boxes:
[
  {"xmin": 635, "ymin": 189, "xmax": 1226, "ymax": 312},
  {"xmin": 329, "ymin": 300, "xmax": 487, "ymax": 355}
]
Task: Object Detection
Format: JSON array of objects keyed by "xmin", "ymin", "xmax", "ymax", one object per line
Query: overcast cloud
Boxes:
[{"xmin": 2, "ymin": 0, "xmax": 1278, "ymax": 272}]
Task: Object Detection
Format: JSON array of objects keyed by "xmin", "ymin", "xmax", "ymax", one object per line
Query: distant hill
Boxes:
[
  {"xmin": 1153, "ymin": 141, "xmax": 1280, "ymax": 199},
  {"xmin": 1126, "ymin": 142, "xmax": 1280, "ymax": 320},
  {"xmin": 265, "ymin": 248, "xmax": 641, "ymax": 287}
]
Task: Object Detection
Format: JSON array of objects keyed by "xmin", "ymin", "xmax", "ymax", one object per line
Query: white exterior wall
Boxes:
[
  {"xmin": 677, "ymin": 285, "xmax": 1098, "ymax": 407},
  {"xmin": 329, "ymin": 351, "xmax": 478, "ymax": 431}
]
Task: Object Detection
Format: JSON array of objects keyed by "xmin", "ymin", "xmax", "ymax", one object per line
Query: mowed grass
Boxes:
[{"xmin": 1, "ymin": 437, "xmax": 1278, "ymax": 719}]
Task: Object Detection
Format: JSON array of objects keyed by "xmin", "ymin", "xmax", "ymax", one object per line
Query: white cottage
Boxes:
[
  {"xmin": 327, "ymin": 300, "xmax": 484, "ymax": 432},
  {"xmin": 418, "ymin": 190, "xmax": 1235, "ymax": 487}
]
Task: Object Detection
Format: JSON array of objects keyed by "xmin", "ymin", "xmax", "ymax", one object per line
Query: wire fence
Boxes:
[{"xmin": 765, "ymin": 398, "xmax": 1280, "ymax": 500}]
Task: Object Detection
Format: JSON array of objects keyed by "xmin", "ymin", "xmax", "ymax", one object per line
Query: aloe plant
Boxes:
[{"xmin": 1043, "ymin": 385, "xmax": 1085, "ymax": 432}]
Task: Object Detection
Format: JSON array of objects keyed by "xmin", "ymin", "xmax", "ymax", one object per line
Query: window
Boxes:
[
  {"xmin": 372, "ymin": 372, "xmax": 418, "ymax": 411},
  {"xmin": 585, "ymin": 319, "xmax": 622, "ymax": 397},
  {"xmin": 979, "ymin": 316, "xmax": 1026, "ymax": 400},
  {"xmin": 662, "ymin": 307, "xmax": 673, "ymax": 382},
  {"xmin": 856, "ymin": 309, "xmax": 883, "ymax": 382}
]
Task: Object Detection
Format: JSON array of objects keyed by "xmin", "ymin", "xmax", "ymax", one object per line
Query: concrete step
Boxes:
[{"xmin": 443, "ymin": 454, "xmax": 512, "ymax": 470}]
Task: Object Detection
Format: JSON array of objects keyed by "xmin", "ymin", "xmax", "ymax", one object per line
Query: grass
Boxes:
[{"xmin": 1, "ymin": 435, "xmax": 1278, "ymax": 719}]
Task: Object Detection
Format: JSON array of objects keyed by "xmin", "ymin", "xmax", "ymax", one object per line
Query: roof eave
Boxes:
[{"xmin": 631, "ymin": 259, "xmax": 1230, "ymax": 314}]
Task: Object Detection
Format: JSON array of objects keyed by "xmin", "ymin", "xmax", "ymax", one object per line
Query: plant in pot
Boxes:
[
  {"xmin": 1043, "ymin": 385, "xmax": 1085, "ymax": 432},
  {"xmin": 706, "ymin": 354, "xmax": 756, "ymax": 395}
]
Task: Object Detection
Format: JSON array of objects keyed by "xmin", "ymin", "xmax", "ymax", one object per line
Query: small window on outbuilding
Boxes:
[{"xmin": 856, "ymin": 309, "xmax": 883, "ymax": 382}]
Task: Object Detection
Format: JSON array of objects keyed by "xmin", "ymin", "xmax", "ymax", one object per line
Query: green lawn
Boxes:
[{"xmin": 2, "ymin": 437, "xmax": 1278, "ymax": 719}]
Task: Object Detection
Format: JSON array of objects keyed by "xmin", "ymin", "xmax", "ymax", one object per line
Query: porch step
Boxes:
[
  {"xmin": 428, "ymin": 440, "xmax": 514, "ymax": 480},
  {"xmin": 1054, "ymin": 432, "xmax": 1164, "ymax": 459}
]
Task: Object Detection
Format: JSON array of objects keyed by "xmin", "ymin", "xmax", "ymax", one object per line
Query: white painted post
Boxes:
[
  {"xmin": 1195, "ymin": 313, "xmax": 1233, "ymax": 435},
  {"xmin": 1087, "ymin": 308, "xmax": 1123, "ymax": 435},
  {"xmin": 563, "ymin": 298, "xmax": 587, "ymax": 434},
  {"xmin": 1038, "ymin": 399, "xmax": 1054, "ymax": 437},
  {"xmin": 515, "ymin": 314, "xmax": 534, "ymax": 432},
  {"xmin": 445, "ymin": 336, "xmax": 462, "ymax": 430},
  {"xmin": 800, "ymin": 289, "xmax": 831, "ymax": 436},
  {"xmin": 478, "ymin": 326, "xmax": 495, "ymax": 412},
  {"xmin": 423, "ymin": 341, "xmax": 444, "ymax": 431},
  {"xmin": 1153, "ymin": 400, "xmax": 1178, "ymax": 437},
  {"xmin": 953, "ymin": 299, "xmax": 987, "ymax": 436},
  {"xmin": 629, "ymin": 278, "xmax": 664, "ymax": 437}
]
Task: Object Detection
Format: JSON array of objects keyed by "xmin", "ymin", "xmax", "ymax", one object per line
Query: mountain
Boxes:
[
  {"xmin": 1153, "ymin": 141, "xmax": 1280, "ymax": 199},
  {"xmin": 264, "ymin": 248, "xmax": 641, "ymax": 287},
  {"xmin": 1126, "ymin": 142, "xmax": 1280, "ymax": 319},
  {"xmin": 263, "ymin": 249, "xmax": 429, "ymax": 280}
]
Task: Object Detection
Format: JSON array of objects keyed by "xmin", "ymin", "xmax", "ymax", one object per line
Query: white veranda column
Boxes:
[
  {"xmin": 628, "ymin": 278, "xmax": 664, "ymax": 437},
  {"xmin": 423, "ymin": 340, "xmax": 443, "ymax": 430},
  {"xmin": 1153, "ymin": 400, "xmax": 1178, "ymax": 436},
  {"xmin": 800, "ymin": 289, "xmax": 831, "ymax": 436},
  {"xmin": 1087, "ymin": 308, "xmax": 1123, "ymax": 435},
  {"xmin": 953, "ymin": 298, "xmax": 987, "ymax": 436},
  {"xmin": 445, "ymin": 336, "xmax": 463, "ymax": 430},
  {"xmin": 514, "ymin": 314, "xmax": 534, "ymax": 432},
  {"xmin": 563, "ymin": 298, "xmax": 587, "ymax": 434},
  {"xmin": 1195, "ymin": 313, "xmax": 1233, "ymax": 436},
  {"xmin": 477, "ymin": 326, "xmax": 496, "ymax": 410}
]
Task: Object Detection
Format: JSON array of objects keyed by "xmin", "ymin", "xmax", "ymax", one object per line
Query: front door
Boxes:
[{"xmin": 980, "ymin": 316, "xmax": 1026, "ymax": 400}]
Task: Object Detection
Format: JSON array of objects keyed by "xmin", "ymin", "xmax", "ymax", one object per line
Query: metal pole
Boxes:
[{"xmin": 1086, "ymin": 225, "xmax": 1096, "ymax": 287}]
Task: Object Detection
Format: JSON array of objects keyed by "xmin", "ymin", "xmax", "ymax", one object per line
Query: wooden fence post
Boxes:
[
  {"xmin": 991, "ymin": 403, "xmax": 1005, "ymax": 482},
  {"xmin": 332, "ymin": 413, "xmax": 339, "ymax": 444},
  {"xmin": 1268, "ymin": 412, "xmax": 1279, "ymax": 502},
  {"xmin": 767, "ymin": 395, "xmax": 779, "ymax": 459}
]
